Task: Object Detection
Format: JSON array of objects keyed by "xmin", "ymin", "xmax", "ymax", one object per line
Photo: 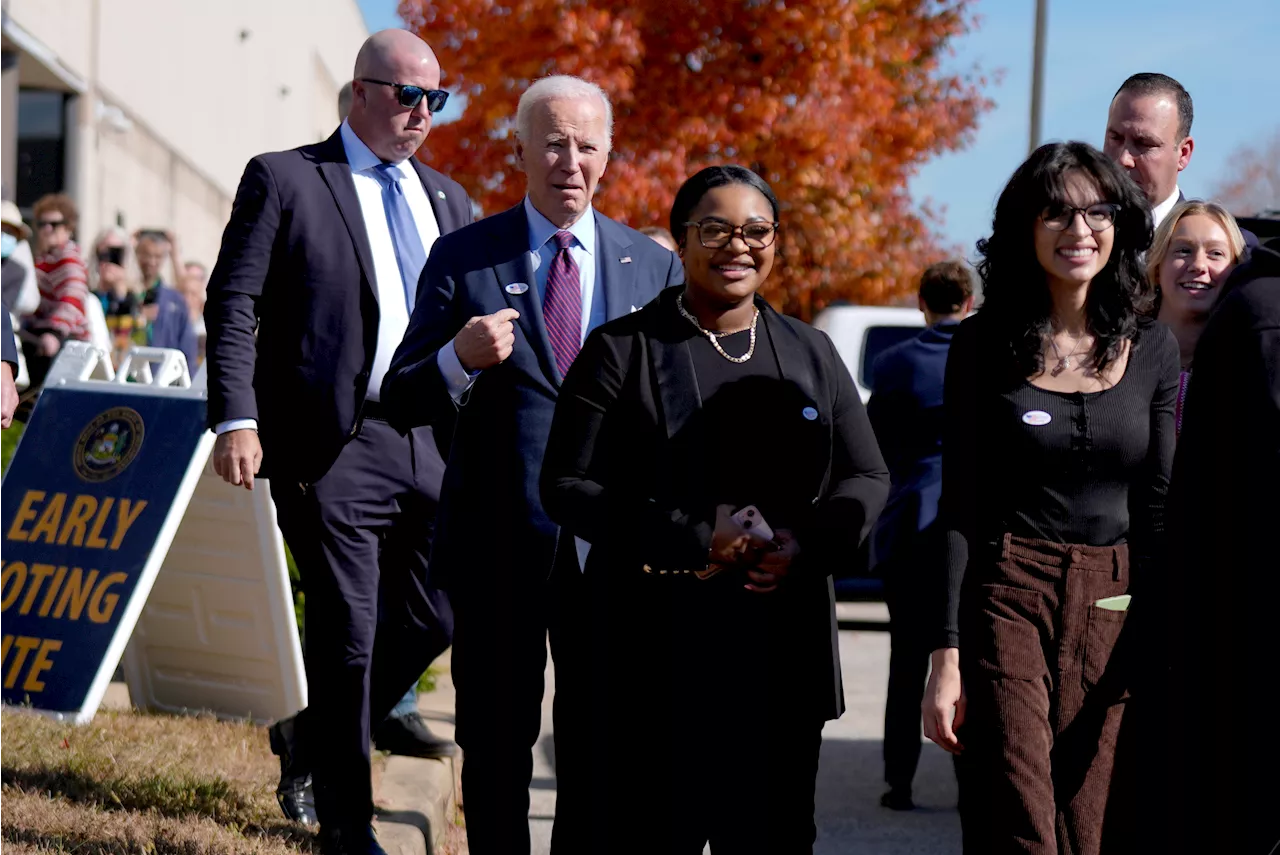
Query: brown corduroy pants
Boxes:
[{"xmin": 957, "ymin": 534, "xmax": 1133, "ymax": 855}]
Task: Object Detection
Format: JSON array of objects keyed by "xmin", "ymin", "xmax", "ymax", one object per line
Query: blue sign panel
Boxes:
[{"xmin": 1, "ymin": 386, "xmax": 207, "ymax": 717}]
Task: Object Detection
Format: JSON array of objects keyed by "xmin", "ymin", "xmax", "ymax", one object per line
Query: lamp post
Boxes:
[{"xmin": 1029, "ymin": 0, "xmax": 1048, "ymax": 154}]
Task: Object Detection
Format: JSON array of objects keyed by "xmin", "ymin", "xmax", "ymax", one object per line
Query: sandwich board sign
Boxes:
[{"xmin": 1, "ymin": 344, "xmax": 304, "ymax": 724}]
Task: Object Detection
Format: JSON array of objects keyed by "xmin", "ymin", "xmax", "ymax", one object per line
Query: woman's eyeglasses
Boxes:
[
  {"xmin": 1041, "ymin": 203, "xmax": 1121, "ymax": 232},
  {"xmin": 36, "ymin": 219, "xmax": 67, "ymax": 231},
  {"xmin": 683, "ymin": 219, "xmax": 779, "ymax": 249},
  {"xmin": 359, "ymin": 78, "xmax": 450, "ymax": 113}
]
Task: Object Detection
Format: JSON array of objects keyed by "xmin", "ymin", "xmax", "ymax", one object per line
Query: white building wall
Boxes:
[{"xmin": 4, "ymin": 0, "xmax": 367, "ymax": 267}]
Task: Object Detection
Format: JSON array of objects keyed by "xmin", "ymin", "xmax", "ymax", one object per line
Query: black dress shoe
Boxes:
[
  {"xmin": 317, "ymin": 824, "xmax": 388, "ymax": 855},
  {"xmin": 372, "ymin": 711, "xmax": 458, "ymax": 759},
  {"xmin": 268, "ymin": 716, "xmax": 318, "ymax": 826},
  {"xmin": 880, "ymin": 787, "xmax": 916, "ymax": 811}
]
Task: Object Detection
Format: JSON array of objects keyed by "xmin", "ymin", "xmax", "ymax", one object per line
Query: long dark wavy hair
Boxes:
[{"xmin": 976, "ymin": 141, "xmax": 1154, "ymax": 377}]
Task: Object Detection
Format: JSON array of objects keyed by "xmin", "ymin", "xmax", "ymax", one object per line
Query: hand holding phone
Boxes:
[{"xmin": 731, "ymin": 505, "xmax": 774, "ymax": 543}]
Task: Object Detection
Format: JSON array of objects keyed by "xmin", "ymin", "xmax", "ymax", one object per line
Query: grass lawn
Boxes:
[{"xmin": 1, "ymin": 707, "xmax": 318, "ymax": 854}]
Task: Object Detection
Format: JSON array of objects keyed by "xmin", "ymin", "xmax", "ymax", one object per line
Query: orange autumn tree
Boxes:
[{"xmin": 402, "ymin": 0, "xmax": 990, "ymax": 317}]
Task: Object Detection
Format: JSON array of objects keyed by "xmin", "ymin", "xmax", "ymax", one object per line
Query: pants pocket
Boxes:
[
  {"xmin": 1083, "ymin": 605, "xmax": 1128, "ymax": 689},
  {"xmin": 972, "ymin": 585, "xmax": 1044, "ymax": 681}
]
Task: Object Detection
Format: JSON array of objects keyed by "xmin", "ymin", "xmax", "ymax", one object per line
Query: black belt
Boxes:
[{"xmin": 361, "ymin": 399, "xmax": 389, "ymax": 421}]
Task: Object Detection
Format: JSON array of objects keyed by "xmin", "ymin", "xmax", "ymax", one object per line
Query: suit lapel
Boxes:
[
  {"xmin": 597, "ymin": 215, "xmax": 637, "ymax": 321},
  {"xmin": 491, "ymin": 206, "xmax": 559, "ymax": 386},
  {"xmin": 648, "ymin": 290, "xmax": 703, "ymax": 439},
  {"xmin": 315, "ymin": 132, "xmax": 378, "ymax": 304},
  {"xmin": 411, "ymin": 159, "xmax": 456, "ymax": 234},
  {"xmin": 762, "ymin": 303, "xmax": 833, "ymax": 499}
]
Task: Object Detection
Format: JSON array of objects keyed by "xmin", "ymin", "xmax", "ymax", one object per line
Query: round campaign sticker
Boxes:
[
  {"xmin": 1021, "ymin": 410, "xmax": 1052, "ymax": 426},
  {"xmin": 505, "ymin": 282, "xmax": 530, "ymax": 295},
  {"xmin": 802, "ymin": 406, "xmax": 819, "ymax": 421}
]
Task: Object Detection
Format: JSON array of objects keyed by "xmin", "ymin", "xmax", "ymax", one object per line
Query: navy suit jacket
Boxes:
[
  {"xmin": 381, "ymin": 203, "xmax": 682, "ymax": 588},
  {"xmin": 865, "ymin": 321, "xmax": 959, "ymax": 567},
  {"xmin": 2, "ymin": 303, "xmax": 16, "ymax": 367},
  {"xmin": 204, "ymin": 129, "xmax": 473, "ymax": 483}
]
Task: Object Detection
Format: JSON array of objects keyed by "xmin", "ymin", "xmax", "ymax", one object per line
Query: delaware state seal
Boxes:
[{"xmin": 73, "ymin": 407, "xmax": 145, "ymax": 482}]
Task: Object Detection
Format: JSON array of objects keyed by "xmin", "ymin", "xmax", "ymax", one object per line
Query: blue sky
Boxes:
[{"xmin": 358, "ymin": 0, "xmax": 1278, "ymax": 257}]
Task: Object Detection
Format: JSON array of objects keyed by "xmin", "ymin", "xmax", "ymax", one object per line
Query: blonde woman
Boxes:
[{"xmin": 1148, "ymin": 200, "xmax": 1246, "ymax": 433}]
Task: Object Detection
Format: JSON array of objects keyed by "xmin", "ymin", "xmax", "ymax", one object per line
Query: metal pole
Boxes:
[{"xmin": 1029, "ymin": 0, "xmax": 1048, "ymax": 154}]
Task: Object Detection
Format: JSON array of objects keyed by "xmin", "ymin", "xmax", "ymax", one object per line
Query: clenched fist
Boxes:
[{"xmin": 455, "ymin": 308, "xmax": 520, "ymax": 372}]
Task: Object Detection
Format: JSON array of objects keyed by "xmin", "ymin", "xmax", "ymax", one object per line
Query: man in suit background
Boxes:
[
  {"xmin": 866, "ymin": 260, "xmax": 974, "ymax": 812},
  {"xmin": 204, "ymin": 29, "xmax": 471, "ymax": 855},
  {"xmin": 382, "ymin": 76, "xmax": 682, "ymax": 855},
  {"xmin": 1103, "ymin": 73, "xmax": 1194, "ymax": 231}
]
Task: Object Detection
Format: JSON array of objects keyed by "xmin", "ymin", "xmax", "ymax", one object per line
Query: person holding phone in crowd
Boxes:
[
  {"xmin": 92, "ymin": 228, "xmax": 143, "ymax": 365},
  {"xmin": 921, "ymin": 142, "xmax": 1178, "ymax": 854},
  {"xmin": 539, "ymin": 165, "xmax": 889, "ymax": 852},
  {"xmin": 134, "ymin": 228, "xmax": 197, "ymax": 368}
]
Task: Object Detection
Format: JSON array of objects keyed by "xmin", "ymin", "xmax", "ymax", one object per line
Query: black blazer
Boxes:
[
  {"xmin": 381, "ymin": 204, "xmax": 682, "ymax": 590},
  {"xmin": 1151, "ymin": 244, "xmax": 1280, "ymax": 848},
  {"xmin": 539, "ymin": 286, "xmax": 890, "ymax": 719},
  {"xmin": 2, "ymin": 304, "xmax": 16, "ymax": 368},
  {"xmin": 204, "ymin": 129, "xmax": 473, "ymax": 483}
]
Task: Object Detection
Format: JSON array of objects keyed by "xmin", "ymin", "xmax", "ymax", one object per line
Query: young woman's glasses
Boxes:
[
  {"xmin": 683, "ymin": 219, "xmax": 779, "ymax": 249},
  {"xmin": 359, "ymin": 78, "xmax": 449, "ymax": 113},
  {"xmin": 1041, "ymin": 203, "xmax": 1121, "ymax": 232}
]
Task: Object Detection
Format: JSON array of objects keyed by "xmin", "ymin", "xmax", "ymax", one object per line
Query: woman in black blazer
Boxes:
[{"xmin": 540, "ymin": 165, "xmax": 889, "ymax": 854}]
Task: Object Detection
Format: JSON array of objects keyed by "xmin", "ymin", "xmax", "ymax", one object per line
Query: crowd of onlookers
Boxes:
[{"xmin": 1, "ymin": 193, "xmax": 204, "ymax": 392}]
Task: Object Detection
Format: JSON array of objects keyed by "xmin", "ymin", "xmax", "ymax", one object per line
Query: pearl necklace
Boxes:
[{"xmin": 677, "ymin": 294, "xmax": 759, "ymax": 364}]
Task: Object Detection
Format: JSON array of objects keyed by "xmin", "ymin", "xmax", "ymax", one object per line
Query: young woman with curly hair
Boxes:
[{"xmin": 921, "ymin": 141, "xmax": 1179, "ymax": 854}]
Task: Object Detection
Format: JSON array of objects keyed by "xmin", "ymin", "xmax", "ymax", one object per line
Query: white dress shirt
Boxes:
[
  {"xmin": 215, "ymin": 120, "xmax": 441, "ymax": 434},
  {"xmin": 1152, "ymin": 186, "xmax": 1181, "ymax": 231},
  {"xmin": 437, "ymin": 198, "xmax": 598, "ymax": 401}
]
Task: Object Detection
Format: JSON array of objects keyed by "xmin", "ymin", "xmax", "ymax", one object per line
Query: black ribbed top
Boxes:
[{"xmin": 936, "ymin": 314, "xmax": 1179, "ymax": 649}]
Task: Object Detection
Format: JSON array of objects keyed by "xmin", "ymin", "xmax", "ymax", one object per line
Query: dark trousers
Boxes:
[
  {"xmin": 957, "ymin": 535, "xmax": 1131, "ymax": 855},
  {"xmin": 882, "ymin": 551, "xmax": 934, "ymax": 792},
  {"xmin": 270, "ymin": 416, "xmax": 453, "ymax": 828},
  {"xmin": 450, "ymin": 545, "xmax": 587, "ymax": 855},
  {"xmin": 608, "ymin": 711, "xmax": 824, "ymax": 854}
]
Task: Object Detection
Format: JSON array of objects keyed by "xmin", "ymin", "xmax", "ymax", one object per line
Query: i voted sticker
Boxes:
[
  {"xmin": 505, "ymin": 282, "xmax": 530, "ymax": 295},
  {"xmin": 802, "ymin": 406, "xmax": 819, "ymax": 421},
  {"xmin": 1022, "ymin": 410, "xmax": 1052, "ymax": 426}
]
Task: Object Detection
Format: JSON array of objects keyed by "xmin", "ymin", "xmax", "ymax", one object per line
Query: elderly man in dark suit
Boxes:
[
  {"xmin": 204, "ymin": 29, "xmax": 472, "ymax": 855},
  {"xmin": 866, "ymin": 260, "xmax": 974, "ymax": 812},
  {"xmin": 382, "ymin": 75, "xmax": 681, "ymax": 855}
]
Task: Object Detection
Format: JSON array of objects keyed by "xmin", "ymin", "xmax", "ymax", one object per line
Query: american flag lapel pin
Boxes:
[{"xmin": 620, "ymin": 256, "xmax": 632, "ymax": 264}]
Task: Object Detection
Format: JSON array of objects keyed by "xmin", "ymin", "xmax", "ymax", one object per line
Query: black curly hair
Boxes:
[{"xmin": 976, "ymin": 141, "xmax": 1154, "ymax": 377}]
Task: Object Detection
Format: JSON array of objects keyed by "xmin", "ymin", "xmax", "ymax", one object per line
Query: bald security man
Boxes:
[{"xmin": 205, "ymin": 30, "xmax": 473, "ymax": 855}]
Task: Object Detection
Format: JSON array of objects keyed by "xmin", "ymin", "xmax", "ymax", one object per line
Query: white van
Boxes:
[{"xmin": 811, "ymin": 305, "xmax": 926, "ymax": 402}]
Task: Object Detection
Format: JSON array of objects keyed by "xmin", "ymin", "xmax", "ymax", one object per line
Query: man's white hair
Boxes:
[{"xmin": 515, "ymin": 76, "xmax": 613, "ymax": 151}]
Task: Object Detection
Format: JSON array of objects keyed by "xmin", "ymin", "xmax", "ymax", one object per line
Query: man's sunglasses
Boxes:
[{"xmin": 359, "ymin": 78, "xmax": 449, "ymax": 113}]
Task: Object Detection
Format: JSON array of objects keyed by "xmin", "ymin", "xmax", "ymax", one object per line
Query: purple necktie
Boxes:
[{"xmin": 544, "ymin": 230, "xmax": 582, "ymax": 377}]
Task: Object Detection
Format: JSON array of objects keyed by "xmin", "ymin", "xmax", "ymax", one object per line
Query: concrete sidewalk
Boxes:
[
  {"xmin": 374, "ymin": 650, "xmax": 464, "ymax": 855},
  {"xmin": 523, "ymin": 601, "xmax": 961, "ymax": 854}
]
